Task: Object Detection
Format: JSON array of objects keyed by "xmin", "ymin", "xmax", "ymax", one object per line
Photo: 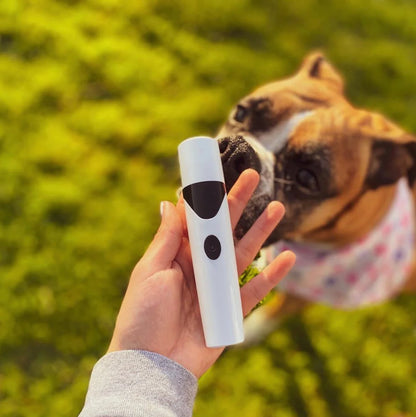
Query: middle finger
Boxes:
[{"xmin": 235, "ymin": 201, "xmax": 285, "ymax": 275}]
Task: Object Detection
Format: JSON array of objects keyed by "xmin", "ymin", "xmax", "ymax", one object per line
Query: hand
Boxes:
[{"xmin": 108, "ymin": 169, "xmax": 295, "ymax": 378}]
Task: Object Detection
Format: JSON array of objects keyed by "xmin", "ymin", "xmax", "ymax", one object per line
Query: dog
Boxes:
[{"xmin": 217, "ymin": 52, "xmax": 416, "ymax": 342}]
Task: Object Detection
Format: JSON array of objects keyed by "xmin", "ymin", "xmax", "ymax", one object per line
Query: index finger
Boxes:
[{"xmin": 227, "ymin": 169, "xmax": 260, "ymax": 230}]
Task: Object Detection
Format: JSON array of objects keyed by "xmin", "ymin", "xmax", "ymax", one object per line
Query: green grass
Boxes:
[{"xmin": 1, "ymin": 0, "xmax": 416, "ymax": 415}]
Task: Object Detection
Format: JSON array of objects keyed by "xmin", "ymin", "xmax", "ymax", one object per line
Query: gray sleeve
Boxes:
[{"xmin": 78, "ymin": 350, "xmax": 198, "ymax": 417}]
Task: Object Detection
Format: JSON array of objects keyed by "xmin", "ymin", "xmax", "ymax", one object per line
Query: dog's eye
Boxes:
[
  {"xmin": 296, "ymin": 169, "xmax": 319, "ymax": 192},
  {"xmin": 234, "ymin": 105, "xmax": 248, "ymax": 123}
]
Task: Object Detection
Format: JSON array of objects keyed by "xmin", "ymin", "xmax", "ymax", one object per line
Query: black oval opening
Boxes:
[{"xmin": 182, "ymin": 181, "xmax": 226, "ymax": 219}]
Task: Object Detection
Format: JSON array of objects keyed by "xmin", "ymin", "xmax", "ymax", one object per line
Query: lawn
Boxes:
[{"xmin": 1, "ymin": 1, "xmax": 416, "ymax": 415}]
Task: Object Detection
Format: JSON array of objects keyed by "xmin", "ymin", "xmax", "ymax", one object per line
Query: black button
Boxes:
[{"xmin": 204, "ymin": 235, "xmax": 221, "ymax": 260}]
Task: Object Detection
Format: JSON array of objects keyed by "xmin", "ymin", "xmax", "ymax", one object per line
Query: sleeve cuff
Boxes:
[{"xmin": 79, "ymin": 350, "xmax": 198, "ymax": 417}]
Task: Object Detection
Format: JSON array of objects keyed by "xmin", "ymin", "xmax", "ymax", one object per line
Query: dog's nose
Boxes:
[{"xmin": 218, "ymin": 136, "xmax": 261, "ymax": 191}]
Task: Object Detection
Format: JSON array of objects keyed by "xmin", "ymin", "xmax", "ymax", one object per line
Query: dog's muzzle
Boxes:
[{"xmin": 218, "ymin": 136, "xmax": 261, "ymax": 191}]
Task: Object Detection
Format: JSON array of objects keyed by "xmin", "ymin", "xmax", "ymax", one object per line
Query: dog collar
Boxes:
[{"xmin": 264, "ymin": 178, "xmax": 415, "ymax": 309}]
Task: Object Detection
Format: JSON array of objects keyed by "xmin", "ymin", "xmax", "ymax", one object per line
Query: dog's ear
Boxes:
[
  {"xmin": 298, "ymin": 52, "xmax": 344, "ymax": 93},
  {"xmin": 363, "ymin": 112, "xmax": 416, "ymax": 189},
  {"xmin": 366, "ymin": 139, "xmax": 416, "ymax": 189}
]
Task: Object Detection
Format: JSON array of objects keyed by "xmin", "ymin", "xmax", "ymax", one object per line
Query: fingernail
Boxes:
[{"xmin": 160, "ymin": 201, "xmax": 166, "ymax": 218}]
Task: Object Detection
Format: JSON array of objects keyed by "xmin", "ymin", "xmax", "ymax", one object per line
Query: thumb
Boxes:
[{"xmin": 137, "ymin": 201, "xmax": 183, "ymax": 277}]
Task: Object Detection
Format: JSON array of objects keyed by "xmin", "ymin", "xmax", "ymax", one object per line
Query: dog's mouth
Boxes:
[
  {"xmin": 218, "ymin": 135, "xmax": 277, "ymax": 240},
  {"xmin": 218, "ymin": 135, "xmax": 275, "ymax": 194},
  {"xmin": 218, "ymin": 135, "xmax": 262, "ymax": 192}
]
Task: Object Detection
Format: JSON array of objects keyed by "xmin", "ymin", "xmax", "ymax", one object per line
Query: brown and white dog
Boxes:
[{"xmin": 217, "ymin": 52, "xmax": 416, "ymax": 342}]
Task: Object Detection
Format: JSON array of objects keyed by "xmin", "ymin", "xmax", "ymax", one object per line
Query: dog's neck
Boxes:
[
  {"xmin": 266, "ymin": 178, "xmax": 415, "ymax": 308},
  {"xmin": 293, "ymin": 183, "xmax": 399, "ymax": 248}
]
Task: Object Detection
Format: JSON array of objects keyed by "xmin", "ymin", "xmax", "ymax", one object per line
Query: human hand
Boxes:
[{"xmin": 107, "ymin": 169, "xmax": 296, "ymax": 378}]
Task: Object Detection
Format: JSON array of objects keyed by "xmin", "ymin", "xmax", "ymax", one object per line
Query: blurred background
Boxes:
[{"xmin": 1, "ymin": 0, "xmax": 416, "ymax": 416}]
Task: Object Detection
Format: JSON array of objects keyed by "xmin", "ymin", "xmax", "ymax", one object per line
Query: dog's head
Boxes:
[{"xmin": 218, "ymin": 53, "xmax": 416, "ymax": 246}]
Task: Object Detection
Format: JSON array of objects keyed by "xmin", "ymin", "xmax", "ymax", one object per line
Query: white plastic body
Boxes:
[{"xmin": 178, "ymin": 136, "xmax": 244, "ymax": 347}]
